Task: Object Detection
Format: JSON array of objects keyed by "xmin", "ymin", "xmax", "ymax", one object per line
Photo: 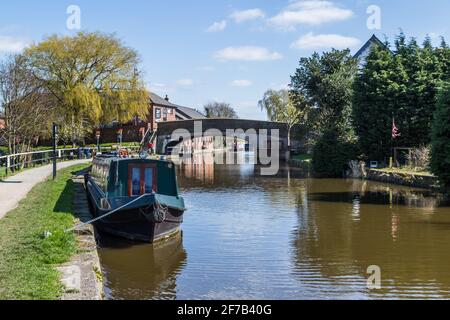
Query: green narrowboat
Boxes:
[{"xmin": 85, "ymin": 155, "xmax": 186, "ymax": 243}]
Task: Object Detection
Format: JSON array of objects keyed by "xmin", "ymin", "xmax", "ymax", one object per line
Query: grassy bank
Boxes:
[
  {"xmin": 0, "ymin": 164, "xmax": 89, "ymax": 300},
  {"xmin": 372, "ymin": 167, "xmax": 434, "ymax": 177}
]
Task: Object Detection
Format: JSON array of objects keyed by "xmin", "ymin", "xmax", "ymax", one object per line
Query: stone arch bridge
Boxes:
[{"xmin": 155, "ymin": 119, "xmax": 302, "ymax": 161}]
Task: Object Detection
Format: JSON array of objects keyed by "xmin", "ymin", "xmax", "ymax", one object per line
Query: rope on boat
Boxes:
[
  {"xmin": 140, "ymin": 200, "xmax": 169, "ymax": 223},
  {"xmin": 65, "ymin": 193, "xmax": 152, "ymax": 233}
]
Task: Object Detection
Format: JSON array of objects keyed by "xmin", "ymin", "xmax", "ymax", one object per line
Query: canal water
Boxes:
[{"xmin": 98, "ymin": 154, "xmax": 450, "ymax": 300}]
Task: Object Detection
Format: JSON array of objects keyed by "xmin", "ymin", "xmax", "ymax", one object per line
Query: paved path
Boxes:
[{"xmin": 0, "ymin": 160, "xmax": 91, "ymax": 219}]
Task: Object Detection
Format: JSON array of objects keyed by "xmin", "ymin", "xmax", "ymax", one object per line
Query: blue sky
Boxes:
[{"xmin": 0, "ymin": 0, "xmax": 449, "ymax": 120}]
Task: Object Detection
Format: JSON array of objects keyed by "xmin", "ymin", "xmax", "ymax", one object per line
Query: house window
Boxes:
[
  {"xmin": 128, "ymin": 164, "xmax": 157, "ymax": 196},
  {"xmin": 155, "ymin": 108, "xmax": 161, "ymax": 120},
  {"xmin": 168, "ymin": 108, "xmax": 173, "ymax": 114}
]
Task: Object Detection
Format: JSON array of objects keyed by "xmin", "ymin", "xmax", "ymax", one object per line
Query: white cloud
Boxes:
[
  {"xmin": 214, "ymin": 46, "xmax": 282, "ymax": 61},
  {"xmin": 206, "ymin": 20, "xmax": 227, "ymax": 32},
  {"xmin": 176, "ymin": 78, "xmax": 194, "ymax": 86},
  {"xmin": 0, "ymin": 36, "xmax": 29, "ymax": 53},
  {"xmin": 269, "ymin": 0, "xmax": 354, "ymax": 30},
  {"xmin": 231, "ymin": 80, "xmax": 253, "ymax": 87},
  {"xmin": 291, "ymin": 32, "xmax": 361, "ymax": 50},
  {"xmin": 230, "ymin": 9, "xmax": 266, "ymax": 23}
]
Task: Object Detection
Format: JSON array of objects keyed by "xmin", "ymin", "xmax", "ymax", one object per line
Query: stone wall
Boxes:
[{"xmin": 366, "ymin": 169, "xmax": 440, "ymax": 190}]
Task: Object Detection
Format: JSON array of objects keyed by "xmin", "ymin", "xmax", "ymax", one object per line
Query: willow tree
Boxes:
[
  {"xmin": 25, "ymin": 32, "xmax": 149, "ymax": 145},
  {"xmin": 259, "ymin": 89, "xmax": 308, "ymax": 150}
]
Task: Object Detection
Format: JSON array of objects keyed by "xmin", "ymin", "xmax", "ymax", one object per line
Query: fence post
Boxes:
[{"xmin": 6, "ymin": 155, "xmax": 10, "ymax": 176}]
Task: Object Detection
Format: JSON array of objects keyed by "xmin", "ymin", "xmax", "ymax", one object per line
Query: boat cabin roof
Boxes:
[{"xmin": 94, "ymin": 155, "xmax": 173, "ymax": 166}]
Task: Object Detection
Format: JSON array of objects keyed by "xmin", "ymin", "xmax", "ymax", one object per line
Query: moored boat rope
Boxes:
[
  {"xmin": 140, "ymin": 200, "xmax": 169, "ymax": 223},
  {"xmin": 65, "ymin": 193, "xmax": 152, "ymax": 233}
]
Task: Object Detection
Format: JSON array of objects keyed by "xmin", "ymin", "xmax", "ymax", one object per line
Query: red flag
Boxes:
[{"xmin": 392, "ymin": 118, "xmax": 401, "ymax": 139}]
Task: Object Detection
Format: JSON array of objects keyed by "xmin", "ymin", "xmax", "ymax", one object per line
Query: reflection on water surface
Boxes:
[{"xmin": 99, "ymin": 153, "xmax": 450, "ymax": 300}]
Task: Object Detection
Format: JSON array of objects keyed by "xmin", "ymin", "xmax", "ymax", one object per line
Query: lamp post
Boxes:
[
  {"xmin": 52, "ymin": 123, "xmax": 58, "ymax": 180},
  {"xmin": 96, "ymin": 130, "xmax": 101, "ymax": 153}
]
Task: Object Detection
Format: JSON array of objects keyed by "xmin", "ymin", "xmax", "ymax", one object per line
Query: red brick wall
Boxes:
[
  {"xmin": 95, "ymin": 104, "xmax": 177, "ymax": 144},
  {"xmin": 148, "ymin": 104, "xmax": 177, "ymax": 131},
  {"xmin": 96, "ymin": 126, "xmax": 146, "ymax": 144}
]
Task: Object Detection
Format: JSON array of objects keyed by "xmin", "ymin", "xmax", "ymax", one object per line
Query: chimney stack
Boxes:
[{"xmin": 165, "ymin": 95, "xmax": 169, "ymax": 102}]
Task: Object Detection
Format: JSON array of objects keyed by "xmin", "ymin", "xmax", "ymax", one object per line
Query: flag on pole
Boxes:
[{"xmin": 392, "ymin": 118, "xmax": 401, "ymax": 139}]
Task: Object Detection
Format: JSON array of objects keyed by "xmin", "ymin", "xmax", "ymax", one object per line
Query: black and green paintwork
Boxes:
[{"xmin": 85, "ymin": 155, "xmax": 186, "ymax": 242}]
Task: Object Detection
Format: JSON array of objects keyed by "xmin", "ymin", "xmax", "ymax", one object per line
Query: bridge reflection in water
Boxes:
[{"xmin": 98, "ymin": 152, "xmax": 450, "ymax": 300}]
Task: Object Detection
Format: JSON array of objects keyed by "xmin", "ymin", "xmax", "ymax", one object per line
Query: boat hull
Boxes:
[
  {"xmin": 84, "ymin": 157, "xmax": 186, "ymax": 243},
  {"xmin": 86, "ymin": 190, "xmax": 184, "ymax": 243}
]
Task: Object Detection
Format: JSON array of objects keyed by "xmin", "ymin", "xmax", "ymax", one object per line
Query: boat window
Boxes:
[
  {"xmin": 131, "ymin": 168, "xmax": 141, "ymax": 196},
  {"xmin": 128, "ymin": 164, "xmax": 157, "ymax": 196},
  {"xmin": 91, "ymin": 162, "xmax": 109, "ymax": 193},
  {"xmin": 144, "ymin": 168, "xmax": 154, "ymax": 193}
]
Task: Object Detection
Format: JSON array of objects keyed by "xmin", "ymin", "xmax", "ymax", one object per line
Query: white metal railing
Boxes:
[
  {"xmin": 0, "ymin": 148, "xmax": 92, "ymax": 177},
  {"xmin": 0, "ymin": 146, "xmax": 138, "ymax": 178},
  {"xmin": 0, "ymin": 145, "xmax": 142, "ymax": 177}
]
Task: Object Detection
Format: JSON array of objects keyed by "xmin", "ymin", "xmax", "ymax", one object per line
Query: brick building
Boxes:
[
  {"xmin": 148, "ymin": 93, "xmax": 178, "ymax": 131},
  {"xmin": 98, "ymin": 93, "xmax": 206, "ymax": 143}
]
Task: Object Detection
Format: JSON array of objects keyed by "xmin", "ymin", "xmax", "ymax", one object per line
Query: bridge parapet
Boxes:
[{"xmin": 156, "ymin": 119, "xmax": 292, "ymax": 137}]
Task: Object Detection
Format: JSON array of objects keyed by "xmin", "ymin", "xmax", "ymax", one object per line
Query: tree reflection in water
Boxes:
[
  {"xmin": 98, "ymin": 151, "xmax": 450, "ymax": 300},
  {"xmin": 292, "ymin": 178, "xmax": 450, "ymax": 299}
]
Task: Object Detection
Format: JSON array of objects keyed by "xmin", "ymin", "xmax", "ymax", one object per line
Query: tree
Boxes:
[
  {"xmin": 352, "ymin": 43, "xmax": 406, "ymax": 161},
  {"xmin": 290, "ymin": 49, "xmax": 358, "ymax": 175},
  {"xmin": 394, "ymin": 35, "xmax": 443, "ymax": 147},
  {"xmin": 0, "ymin": 55, "xmax": 55, "ymax": 159},
  {"xmin": 430, "ymin": 82, "xmax": 450, "ymax": 188},
  {"xmin": 312, "ymin": 125, "xmax": 357, "ymax": 178},
  {"xmin": 25, "ymin": 32, "xmax": 149, "ymax": 145},
  {"xmin": 290, "ymin": 49, "xmax": 358, "ymax": 132},
  {"xmin": 204, "ymin": 102, "xmax": 238, "ymax": 119},
  {"xmin": 353, "ymin": 33, "xmax": 450, "ymax": 161},
  {"xmin": 258, "ymin": 89, "xmax": 308, "ymax": 149}
]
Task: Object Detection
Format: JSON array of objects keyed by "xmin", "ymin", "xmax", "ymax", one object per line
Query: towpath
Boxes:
[{"xmin": 0, "ymin": 160, "xmax": 91, "ymax": 219}]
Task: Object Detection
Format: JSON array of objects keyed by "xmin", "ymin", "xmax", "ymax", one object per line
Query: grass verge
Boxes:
[
  {"xmin": 0, "ymin": 164, "xmax": 89, "ymax": 300},
  {"xmin": 372, "ymin": 167, "xmax": 434, "ymax": 177}
]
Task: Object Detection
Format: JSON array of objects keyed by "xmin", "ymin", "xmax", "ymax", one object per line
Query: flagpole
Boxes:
[
  {"xmin": 390, "ymin": 114, "xmax": 394, "ymax": 168},
  {"xmin": 391, "ymin": 114, "xmax": 402, "ymax": 168}
]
